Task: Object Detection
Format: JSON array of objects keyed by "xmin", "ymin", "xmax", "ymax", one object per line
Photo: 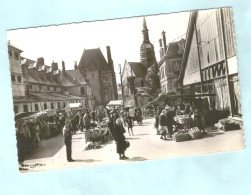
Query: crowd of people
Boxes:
[
  {"xmin": 154, "ymin": 100, "xmax": 208, "ymax": 140},
  {"xmin": 16, "ymin": 99, "xmax": 210, "ymax": 166}
]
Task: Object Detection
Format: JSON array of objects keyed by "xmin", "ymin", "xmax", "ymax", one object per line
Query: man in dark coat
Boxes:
[{"xmin": 62, "ymin": 119, "xmax": 74, "ymax": 162}]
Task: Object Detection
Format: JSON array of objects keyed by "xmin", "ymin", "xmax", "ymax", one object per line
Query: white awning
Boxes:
[
  {"xmin": 69, "ymin": 103, "xmax": 81, "ymax": 108},
  {"xmin": 107, "ymin": 100, "xmax": 123, "ymax": 106}
]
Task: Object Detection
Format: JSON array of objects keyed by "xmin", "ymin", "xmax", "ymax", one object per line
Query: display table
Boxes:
[{"xmin": 174, "ymin": 115, "xmax": 193, "ymax": 131}]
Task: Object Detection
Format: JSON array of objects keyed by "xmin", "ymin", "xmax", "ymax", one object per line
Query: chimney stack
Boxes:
[
  {"xmin": 74, "ymin": 61, "xmax": 78, "ymax": 70},
  {"xmin": 162, "ymin": 31, "xmax": 167, "ymax": 53},
  {"xmin": 106, "ymin": 46, "xmax": 113, "ymax": 66},
  {"xmin": 62, "ymin": 61, "xmax": 65, "ymax": 73},
  {"xmin": 37, "ymin": 57, "xmax": 45, "ymax": 66},
  {"xmin": 51, "ymin": 61, "xmax": 58, "ymax": 71}
]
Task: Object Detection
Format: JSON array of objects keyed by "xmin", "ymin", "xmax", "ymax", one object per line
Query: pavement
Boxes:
[{"xmin": 20, "ymin": 118, "xmax": 245, "ymax": 173}]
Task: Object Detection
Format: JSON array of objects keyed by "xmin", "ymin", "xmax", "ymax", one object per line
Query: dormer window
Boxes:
[
  {"xmin": 14, "ymin": 52, "xmax": 19, "ymax": 60},
  {"xmin": 8, "ymin": 50, "xmax": 12, "ymax": 57}
]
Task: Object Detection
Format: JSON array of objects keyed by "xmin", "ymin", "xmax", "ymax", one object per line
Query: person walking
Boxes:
[
  {"xmin": 83, "ymin": 112, "xmax": 91, "ymax": 130},
  {"xmin": 113, "ymin": 118, "xmax": 129, "ymax": 160},
  {"xmin": 62, "ymin": 119, "xmax": 74, "ymax": 162},
  {"xmin": 154, "ymin": 109, "xmax": 161, "ymax": 135},
  {"xmin": 129, "ymin": 107, "xmax": 135, "ymax": 126},
  {"xmin": 125, "ymin": 115, "xmax": 134, "ymax": 136},
  {"xmin": 136, "ymin": 108, "xmax": 143, "ymax": 125},
  {"xmin": 159, "ymin": 110, "xmax": 168, "ymax": 140}
]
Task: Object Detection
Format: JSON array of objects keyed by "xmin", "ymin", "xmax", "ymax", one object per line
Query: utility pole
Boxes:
[{"xmin": 118, "ymin": 64, "xmax": 124, "ymax": 98}]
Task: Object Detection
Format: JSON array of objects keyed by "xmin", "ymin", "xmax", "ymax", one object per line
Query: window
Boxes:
[
  {"xmin": 14, "ymin": 106, "xmax": 18, "ymax": 114},
  {"xmin": 57, "ymin": 102, "xmax": 61, "ymax": 109},
  {"xmin": 17, "ymin": 76, "xmax": 21, "ymax": 82},
  {"xmin": 11, "ymin": 75, "xmax": 15, "ymax": 82},
  {"xmin": 14, "ymin": 52, "xmax": 19, "ymax": 60},
  {"xmin": 29, "ymin": 84, "xmax": 32, "ymax": 89},
  {"xmin": 23, "ymin": 105, "xmax": 28, "ymax": 112},
  {"xmin": 47, "ymin": 86, "xmax": 50, "ymax": 90},
  {"xmin": 35, "ymin": 104, "xmax": 39, "ymax": 111},
  {"xmin": 8, "ymin": 50, "xmax": 12, "ymax": 57},
  {"xmin": 51, "ymin": 102, "xmax": 54, "ymax": 109},
  {"xmin": 54, "ymin": 86, "xmax": 56, "ymax": 91},
  {"xmin": 44, "ymin": 103, "xmax": 47, "ymax": 110},
  {"xmin": 81, "ymin": 87, "xmax": 86, "ymax": 95},
  {"xmin": 92, "ymin": 74, "xmax": 94, "ymax": 78}
]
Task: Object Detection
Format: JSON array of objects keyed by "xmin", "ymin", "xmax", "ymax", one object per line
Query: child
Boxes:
[{"xmin": 125, "ymin": 115, "xmax": 134, "ymax": 136}]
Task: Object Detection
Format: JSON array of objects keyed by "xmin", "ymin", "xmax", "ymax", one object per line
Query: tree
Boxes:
[{"xmin": 145, "ymin": 63, "xmax": 161, "ymax": 98}]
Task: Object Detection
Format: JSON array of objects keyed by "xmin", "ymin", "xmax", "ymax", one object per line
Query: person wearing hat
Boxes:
[
  {"xmin": 113, "ymin": 118, "xmax": 128, "ymax": 160},
  {"xmin": 62, "ymin": 119, "xmax": 74, "ymax": 162},
  {"xmin": 159, "ymin": 110, "xmax": 168, "ymax": 140}
]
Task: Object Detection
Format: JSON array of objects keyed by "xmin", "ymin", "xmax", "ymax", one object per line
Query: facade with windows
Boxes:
[
  {"xmin": 158, "ymin": 38, "xmax": 185, "ymax": 94},
  {"xmin": 8, "ymin": 42, "xmax": 26, "ymax": 97},
  {"xmin": 77, "ymin": 46, "xmax": 118, "ymax": 106},
  {"xmin": 9, "ymin": 44, "xmax": 95, "ymax": 114}
]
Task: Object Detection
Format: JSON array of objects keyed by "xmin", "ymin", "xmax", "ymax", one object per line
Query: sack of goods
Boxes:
[
  {"xmin": 224, "ymin": 122, "xmax": 241, "ymax": 131},
  {"xmin": 173, "ymin": 130, "xmax": 191, "ymax": 142},
  {"xmin": 188, "ymin": 127, "xmax": 202, "ymax": 139}
]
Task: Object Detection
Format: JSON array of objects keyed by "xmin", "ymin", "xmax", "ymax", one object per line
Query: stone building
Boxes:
[
  {"xmin": 122, "ymin": 17, "xmax": 157, "ymax": 107},
  {"xmin": 8, "ymin": 44, "xmax": 95, "ymax": 114},
  {"xmin": 158, "ymin": 32, "xmax": 185, "ymax": 94},
  {"xmin": 77, "ymin": 46, "xmax": 118, "ymax": 106},
  {"xmin": 8, "ymin": 41, "xmax": 26, "ymax": 97}
]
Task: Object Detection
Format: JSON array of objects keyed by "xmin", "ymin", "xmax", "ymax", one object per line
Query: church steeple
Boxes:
[
  {"xmin": 140, "ymin": 17, "xmax": 156, "ymax": 69},
  {"xmin": 142, "ymin": 17, "xmax": 149, "ymax": 42}
]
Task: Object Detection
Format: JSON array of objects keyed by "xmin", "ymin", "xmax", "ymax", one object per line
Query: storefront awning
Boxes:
[{"xmin": 107, "ymin": 100, "xmax": 123, "ymax": 106}]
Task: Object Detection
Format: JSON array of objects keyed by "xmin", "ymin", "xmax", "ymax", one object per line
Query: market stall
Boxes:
[
  {"xmin": 107, "ymin": 100, "xmax": 123, "ymax": 109},
  {"xmin": 84, "ymin": 119, "xmax": 111, "ymax": 150}
]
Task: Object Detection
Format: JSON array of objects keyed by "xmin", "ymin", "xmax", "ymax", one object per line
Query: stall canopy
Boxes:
[
  {"xmin": 69, "ymin": 103, "xmax": 81, "ymax": 108},
  {"xmin": 107, "ymin": 100, "xmax": 123, "ymax": 107}
]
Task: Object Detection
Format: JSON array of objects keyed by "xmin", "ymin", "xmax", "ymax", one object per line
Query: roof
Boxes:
[
  {"xmin": 65, "ymin": 69, "xmax": 87, "ymax": 85},
  {"xmin": 13, "ymin": 92, "xmax": 83, "ymax": 103},
  {"xmin": 179, "ymin": 11, "xmax": 198, "ymax": 83},
  {"xmin": 166, "ymin": 39, "xmax": 185, "ymax": 58},
  {"xmin": 8, "ymin": 42, "xmax": 23, "ymax": 52},
  {"xmin": 78, "ymin": 48, "xmax": 111, "ymax": 71},
  {"xmin": 128, "ymin": 62, "xmax": 147, "ymax": 77}
]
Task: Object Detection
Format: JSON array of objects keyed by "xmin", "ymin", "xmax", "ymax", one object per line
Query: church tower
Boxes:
[{"xmin": 140, "ymin": 17, "xmax": 156, "ymax": 69}]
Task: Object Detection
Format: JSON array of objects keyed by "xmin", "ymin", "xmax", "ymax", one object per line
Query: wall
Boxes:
[{"xmin": 9, "ymin": 47, "xmax": 26, "ymax": 97}]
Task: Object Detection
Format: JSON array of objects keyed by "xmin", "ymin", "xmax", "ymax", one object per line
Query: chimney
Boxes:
[
  {"xmin": 51, "ymin": 61, "xmax": 58, "ymax": 71},
  {"xmin": 62, "ymin": 61, "xmax": 65, "ymax": 74},
  {"xmin": 37, "ymin": 57, "xmax": 45, "ymax": 66},
  {"xmin": 106, "ymin": 46, "xmax": 113, "ymax": 66},
  {"xmin": 74, "ymin": 61, "xmax": 78, "ymax": 70},
  {"xmin": 159, "ymin": 39, "xmax": 163, "ymax": 59},
  {"xmin": 162, "ymin": 31, "xmax": 167, "ymax": 53}
]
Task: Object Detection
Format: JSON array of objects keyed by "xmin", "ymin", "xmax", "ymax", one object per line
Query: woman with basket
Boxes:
[{"xmin": 114, "ymin": 118, "xmax": 129, "ymax": 160}]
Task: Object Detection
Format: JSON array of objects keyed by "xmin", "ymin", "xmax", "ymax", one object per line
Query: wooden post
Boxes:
[
  {"xmin": 220, "ymin": 8, "xmax": 233, "ymax": 116},
  {"xmin": 194, "ymin": 19, "xmax": 204, "ymax": 94}
]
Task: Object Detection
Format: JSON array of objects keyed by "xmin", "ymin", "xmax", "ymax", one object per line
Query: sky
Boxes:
[{"xmin": 7, "ymin": 11, "xmax": 190, "ymax": 83}]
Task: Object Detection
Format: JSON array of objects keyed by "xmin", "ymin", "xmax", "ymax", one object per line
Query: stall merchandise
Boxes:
[
  {"xmin": 214, "ymin": 118, "xmax": 241, "ymax": 131},
  {"xmin": 173, "ymin": 130, "xmax": 191, "ymax": 142},
  {"xmin": 188, "ymin": 127, "xmax": 202, "ymax": 139},
  {"xmin": 85, "ymin": 142, "xmax": 102, "ymax": 150},
  {"xmin": 174, "ymin": 115, "xmax": 193, "ymax": 131}
]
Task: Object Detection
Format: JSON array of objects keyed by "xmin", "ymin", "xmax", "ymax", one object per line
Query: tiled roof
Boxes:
[
  {"xmin": 65, "ymin": 70, "xmax": 87, "ymax": 85},
  {"xmin": 128, "ymin": 62, "xmax": 147, "ymax": 77},
  {"xmin": 78, "ymin": 48, "xmax": 111, "ymax": 71},
  {"xmin": 13, "ymin": 92, "xmax": 83, "ymax": 103},
  {"xmin": 166, "ymin": 38, "xmax": 185, "ymax": 58}
]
